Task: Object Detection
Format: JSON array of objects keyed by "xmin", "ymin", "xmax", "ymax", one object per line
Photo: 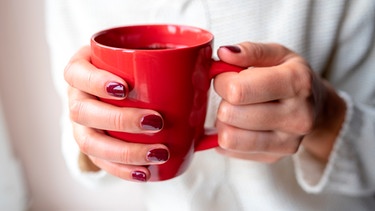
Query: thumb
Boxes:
[{"xmin": 217, "ymin": 42, "xmax": 292, "ymax": 67}]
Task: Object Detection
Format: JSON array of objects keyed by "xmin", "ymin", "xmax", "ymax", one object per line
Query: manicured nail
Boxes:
[
  {"xmin": 132, "ymin": 171, "xmax": 147, "ymax": 182},
  {"xmin": 106, "ymin": 82, "xmax": 127, "ymax": 98},
  {"xmin": 221, "ymin": 45, "xmax": 241, "ymax": 53},
  {"xmin": 147, "ymin": 148, "xmax": 169, "ymax": 162},
  {"xmin": 140, "ymin": 115, "xmax": 164, "ymax": 131}
]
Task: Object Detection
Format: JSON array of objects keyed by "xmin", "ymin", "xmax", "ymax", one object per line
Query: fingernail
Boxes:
[
  {"xmin": 221, "ymin": 45, "xmax": 241, "ymax": 53},
  {"xmin": 106, "ymin": 82, "xmax": 127, "ymax": 98},
  {"xmin": 147, "ymin": 148, "xmax": 169, "ymax": 162},
  {"xmin": 140, "ymin": 115, "xmax": 164, "ymax": 131},
  {"xmin": 132, "ymin": 171, "xmax": 147, "ymax": 182}
]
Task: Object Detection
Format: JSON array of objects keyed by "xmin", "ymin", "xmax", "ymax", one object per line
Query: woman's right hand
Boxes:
[{"xmin": 64, "ymin": 46, "xmax": 170, "ymax": 182}]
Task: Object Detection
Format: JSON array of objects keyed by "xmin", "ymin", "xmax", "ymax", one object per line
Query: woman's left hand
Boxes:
[{"xmin": 214, "ymin": 42, "xmax": 346, "ymax": 163}]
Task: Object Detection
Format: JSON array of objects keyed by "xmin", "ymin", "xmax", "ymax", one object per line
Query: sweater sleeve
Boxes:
[
  {"xmin": 45, "ymin": 0, "xmax": 120, "ymax": 188},
  {"xmin": 294, "ymin": 92, "xmax": 375, "ymax": 196},
  {"xmin": 60, "ymin": 106, "xmax": 120, "ymax": 187},
  {"xmin": 293, "ymin": 0, "xmax": 375, "ymax": 196}
]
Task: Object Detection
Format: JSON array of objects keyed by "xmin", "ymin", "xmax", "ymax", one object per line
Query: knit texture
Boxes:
[{"xmin": 46, "ymin": 0, "xmax": 375, "ymax": 210}]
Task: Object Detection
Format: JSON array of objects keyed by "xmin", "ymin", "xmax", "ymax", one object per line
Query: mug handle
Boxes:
[{"xmin": 194, "ymin": 60, "xmax": 243, "ymax": 151}]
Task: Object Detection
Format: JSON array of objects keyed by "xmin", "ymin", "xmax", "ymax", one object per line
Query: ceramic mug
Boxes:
[{"xmin": 91, "ymin": 24, "xmax": 242, "ymax": 181}]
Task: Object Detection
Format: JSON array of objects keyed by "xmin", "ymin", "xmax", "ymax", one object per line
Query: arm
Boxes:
[
  {"xmin": 294, "ymin": 0, "xmax": 375, "ymax": 195},
  {"xmin": 213, "ymin": 0, "xmax": 375, "ymax": 195}
]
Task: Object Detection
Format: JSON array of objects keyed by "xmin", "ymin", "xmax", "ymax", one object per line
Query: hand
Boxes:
[
  {"xmin": 214, "ymin": 42, "xmax": 346, "ymax": 163},
  {"xmin": 64, "ymin": 46, "xmax": 169, "ymax": 182}
]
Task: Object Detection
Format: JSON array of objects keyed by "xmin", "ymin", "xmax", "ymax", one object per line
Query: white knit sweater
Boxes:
[{"xmin": 46, "ymin": 0, "xmax": 375, "ymax": 210}]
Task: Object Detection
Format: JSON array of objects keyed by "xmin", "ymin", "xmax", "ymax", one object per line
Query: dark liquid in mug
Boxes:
[{"xmin": 134, "ymin": 43, "xmax": 187, "ymax": 50}]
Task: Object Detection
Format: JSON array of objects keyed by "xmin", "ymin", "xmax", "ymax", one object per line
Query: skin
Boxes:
[{"xmin": 64, "ymin": 42, "xmax": 346, "ymax": 182}]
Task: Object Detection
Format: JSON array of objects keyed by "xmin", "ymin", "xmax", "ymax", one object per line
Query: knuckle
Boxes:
[
  {"xmin": 295, "ymin": 111, "xmax": 314, "ymax": 134},
  {"xmin": 274, "ymin": 44, "xmax": 290, "ymax": 56},
  {"xmin": 75, "ymin": 130, "xmax": 92, "ymax": 155},
  {"xmin": 87, "ymin": 67, "xmax": 95, "ymax": 90},
  {"xmin": 276, "ymin": 134, "xmax": 302, "ymax": 155},
  {"xmin": 290, "ymin": 62, "xmax": 314, "ymax": 98},
  {"xmin": 118, "ymin": 147, "xmax": 132, "ymax": 164},
  {"xmin": 245, "ymin": 42, "xmax": 265, "ymax": 60},
  {"xmin": 226, "ymin": 80, "xmax": 244, "ymax": 104},
  {"xmin": 218, "ymin": 128, "xmax": 238, "ymax": 150},
  {"xmin": 109, "ymin": 110, "xmax": 127, "ymax": 132},
  {"xmin": 217, "ymin": 102, "xmax": 233, "ymax": 124},
  {"xmin": 64, "ymin": 58, "xmax": 92, "ymax": 88},
  {"xmin": 63, "ymin": 61, "xmax": 73, "ymax": 83},
  {"xmin": 69, "ymin": 99, "xmax": 85, "ymax": 123},
  {"xmin": 252, "ymin": 43, "xmax": 266, "ymax": 59},
  {"xmin": 64, "ymin": 59, "xmax": 81, "ymax": 86},
  {"xmin": 297, "ymin": 119, "xmax": 314, "ymax": 135}
]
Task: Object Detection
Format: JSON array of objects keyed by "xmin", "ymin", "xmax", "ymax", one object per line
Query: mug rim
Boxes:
[{"xmin": 91, "ymin": 24, "xmax": 214, "ymax": 52}]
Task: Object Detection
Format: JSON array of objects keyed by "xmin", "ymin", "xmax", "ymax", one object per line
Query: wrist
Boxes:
[{"xmin": 301, "ymin": 81, "xmax": 346, "ymax": 162}]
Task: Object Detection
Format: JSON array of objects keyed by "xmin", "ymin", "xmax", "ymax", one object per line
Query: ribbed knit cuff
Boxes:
[{"xmin": 293, "ymin": 91, "xmax": 356, "ymax": 194}]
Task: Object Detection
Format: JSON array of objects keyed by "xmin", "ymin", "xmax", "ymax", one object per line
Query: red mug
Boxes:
[{"xmin": 91, "ymin": 24, "xmax": 242, "ymax": 181}]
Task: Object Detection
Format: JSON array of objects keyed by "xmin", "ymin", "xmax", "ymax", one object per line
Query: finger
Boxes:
[
  {"xmin": 217, "ymin": 100, "xmax": 283, "ymax": 131},
  {"xmin": 214, "ymin": 62, "xmax": 300, "ymax": 104},
  {"xmin": 69, "ymin": 87, "xmax": 164, "ymax": 133},
  {"xmin": 214, "ymin": 58, "xmax": 313, "ymax": 105},
  {"xmin": 73, "ymin": 123, "xmax": 169, "ymax": 165},
  {"xmin": 64, "ymin": 46, "xmax": 129, "ymax": 99},
  {"xmin": 89, "ymin": 156, "xmax": 151, "ymax": 182},
  {"xmin": 217, "ymin": 100, "xmax": 314, "ymax": 134},
  {"xmin": 215, "ymin": 148, "xmax": 284, "ymax": 164},
  {"xmin": 216, "ymin": 120, "xmax": 301, "ymax": 155},
  {"xmin": 218, "ymin": 42, "xmax": 292, "ymax": 67},
  {"xmin": 216, "ymin": 42, "xmax": 313, "ymax": 105}
]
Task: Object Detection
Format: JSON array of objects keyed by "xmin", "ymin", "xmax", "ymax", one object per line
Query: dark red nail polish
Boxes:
[
  {"xmin": 132, "ymin": 171, "xmax": 147, "ymax": 182},
  {"xmin": 221, "ymin": 45, "xmax": 241, "ymax": 53},
  {"xmin": 147, "ymin": 148, "xmax": 169, "ymax": 162},
  {"xmin": 106, "ymin": 82, "xmax": 127, "ymax": 98},
  {"xmin": 141, "ymin": 115, "xmax": 164, "ymax": 131}
]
